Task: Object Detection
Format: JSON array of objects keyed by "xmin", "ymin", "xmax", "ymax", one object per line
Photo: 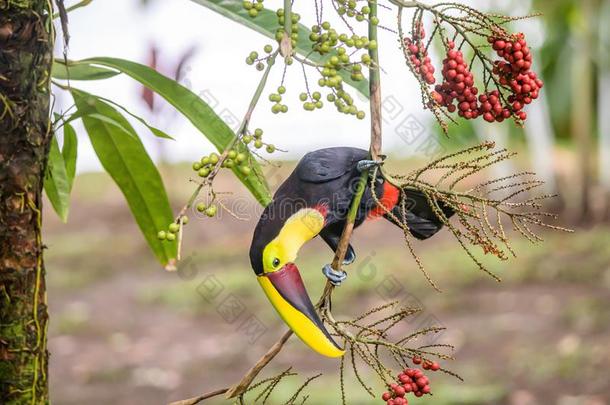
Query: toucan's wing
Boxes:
[
  {"xmin": 296, "ymin": 147, "xmax": 368, "ymax": 184},
  {"xmin": 385, "ymin": 187, "xmax": 455, "ymax": 240}
]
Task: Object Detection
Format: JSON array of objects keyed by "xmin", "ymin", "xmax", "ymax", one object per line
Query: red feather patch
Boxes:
[{"xmin": 368, "ymin": 182, "xmax": 400, "ymax": 219}]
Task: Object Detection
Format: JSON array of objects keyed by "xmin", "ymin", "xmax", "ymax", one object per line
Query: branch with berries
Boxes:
[{"xmin": 393, "ymin": 0, "xmax": 543, "ymax": 131}]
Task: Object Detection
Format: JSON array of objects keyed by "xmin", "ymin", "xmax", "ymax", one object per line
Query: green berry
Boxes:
[
  {"xmin": 201, "ymin": 156, "xmax": 210, "ymax": 165},
  {"xmin": 271, "ymin": 104, "xmax": 281, "ymax": 114},
  {"xmin": 312, "ymin": 92, "xmax": 321, "ymax": 100},
  {"xmin": 254, "ymin": 128, "xmax": 263, "ymax": 137},
  {"xmin": 209, "ymin": 153, "xmax": 219, "ymax": 164},
  {"xmin": 196, "ymin": 202, "xmax": 207, "ymax": 212},
  {"xmin": 242, "ymin": 135, "xmax": 252, "ymax": 144},
  {"xmin": 356, "ymin": 111, "xmax": 365, "ymax": 119},
  {"xmin": 240, "ymin": 166, "xmax": 252, "ymax": 176},
  {"xmin": 181, "ymin": 216, "xmax": 189, "ymax": 225},
  {"xmin": 321, "ymin": 21, "xmax": 331, "ymax": 30},
  {"xmin": 266, "ymin": 144, "xmax": 276, "ymax": 153},
  {"xmin": 246, "ymin": 57, "xmax": 254, "ymax": 65},
  {"xmin": 192, "ymin": 162, "xmax": 202, "ymax": 171},
  {"xmin": 243, "ymin": 1, "xmax": 253, "ymax": 9},
  {"xmin": 280, "ymin": 104, "xmax": 288, "ymax": 113},
  {"xmin": 254, "ymin": 140, "xmax": 264, "ymax": 149},
  {"xmin": 224, "ymin": 159, "xmax": 235, "ymax": 168},
  {"xmin": 166, "ymin": 233, "xmax": 176, "ymax": 241},
  {"xmin": 205, "ymin": 205, "xmax": 217, "ymax": 217},
  {"xmin": 299, "ymin": 92, "xmax": 308, "ymax": 101},
  {"xmin": 236, "ymin": 152, "xmax": 247, "ymax": 163},
  {"xmin": 248, "ymin": 8, "xmax": 258, "ymax": 17},
  {"xmin": 157, "ymin": 231, "xmax": 167, "ymax": 240},
  {"xmin": 228, "ymin": 150, "xmax": 237, "ymax": 159},
  {"xmin": 278, "ymin": 85, "xmax": 286, "ymax": 94},
  {"xmin": 169, "ymin": 223, "xmax": 180, "ymax": 233},
  {"xmin": 198, "ymin": 167, "xmax": 210, "ymax": 177},
  {"xmin": 367, "ymin": 40, "xmax": 377, "ymax": 50},
  {"xmin": 264, "ymin": 44, "xmax": 273, "ymax": 53}
]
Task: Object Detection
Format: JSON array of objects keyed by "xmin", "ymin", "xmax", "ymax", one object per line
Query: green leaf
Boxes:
[
  {"xmin": 63, "ymin": 57, "xmax": 272, "ymax": 206},
  {"xmin": 62, "ymin": 121, "xmax": 78, "ymax": 191},
  {"xmin": 188, "ymin": 0, "xmax": 370, "ymax": 99},
  {"xmin": 52, "ymin": 60, "xmax": 120, "ymax": 80},
  {"xmin": 44, "ymin": 135, "xmax": 71, "ymax": 222},
  {"xmin": 71, "ymin": 88, "xmax": 177, "ymax": 267}
]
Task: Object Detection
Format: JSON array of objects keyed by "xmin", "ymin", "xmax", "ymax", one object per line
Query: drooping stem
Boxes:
[
  {"xmin": 368, "ymin": 0, "xmax": 383, "ymax": 161},
  {"xmin": 171, "ymin": 51, "xmax": 279, "ymax": 260}
]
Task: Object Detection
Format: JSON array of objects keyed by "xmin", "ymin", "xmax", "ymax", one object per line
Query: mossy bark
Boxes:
[{"xmin": 0, "ymin": 1, "xmax": 54, "ymax": 403}]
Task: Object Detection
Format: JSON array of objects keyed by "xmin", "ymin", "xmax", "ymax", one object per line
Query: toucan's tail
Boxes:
[{"xmin": 384, "ymin": 187, "xmax": 455, "ymax": 240}]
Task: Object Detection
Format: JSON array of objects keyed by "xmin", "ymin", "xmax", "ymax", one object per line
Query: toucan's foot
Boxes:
[
  {"xmin": 342, "ymin": 247, "xmax": 356, "ymax": 266},
  {"xmin": 357, "ymin": 159, "xmax": 384, "ymax": 172},
  {"xmin": 322, "ymin": 264, "xmax": 347, "ymax": 286}
]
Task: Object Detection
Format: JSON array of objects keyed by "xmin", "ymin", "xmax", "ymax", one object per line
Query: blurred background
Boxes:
[{"xmin": 46, "ymin": 0, "xmax": 609, "ymax": 404}]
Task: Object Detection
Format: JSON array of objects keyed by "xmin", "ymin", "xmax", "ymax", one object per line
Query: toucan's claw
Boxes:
[
  {"xmin": 342, "ymin": 247, "xmax": 356, "ymax": 266},
  {"xmin": 356, "ymin": 159, "xmax": 383, "ymax": 173},
  {"xmin": 322, "ymin": 264, "xmax": 347, "ymax": 286}
]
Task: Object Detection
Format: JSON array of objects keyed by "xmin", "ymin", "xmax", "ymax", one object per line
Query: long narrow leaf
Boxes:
[
  {"xmin": 62, "ymin": 121, "xmax": 78, "ymax": 191},
  {"xmin": 52, "ymin": 60, "xmax": 120, "ymax": 80},
  {"xmin": 71, "ymin": 88, "xmax": 177, "ymax": 267},
  {"xmin": 62, "ymin": 57, "xmax": 272, "ymax": 206},
  {"xmin": 188, "ymin": 0, "xmax": 370, "ymax": 99},
  {"xmin": 44, "ymin": 135, "xmax": 71, "ymax": 222}
]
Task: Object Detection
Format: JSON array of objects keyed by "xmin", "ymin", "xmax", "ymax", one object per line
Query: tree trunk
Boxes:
[
  {"xmin": 571, "ymin": 0, "xmax": 594, "ymax": 223},
  {"xmin": 0, "ymin": 1, "xmax": 54, "ymax": 403}
]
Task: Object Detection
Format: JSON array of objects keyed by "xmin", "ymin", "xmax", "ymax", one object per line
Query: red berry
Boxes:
[
  {"xmin": 412, "ymin": 356, "xmax": 422, "ymax": 365},
  {"xmin": 430, "ymin": 362, "xmax": 440, "ymax": 371},
  {"xmin": 382, "ymin": 392, "xmax": 392, "ymax": 401}
]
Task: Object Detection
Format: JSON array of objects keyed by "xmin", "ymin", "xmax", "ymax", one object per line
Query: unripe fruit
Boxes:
[
  {"xmin": 240, "ymin": 166, "xmax": 252, "ymax": 176},
  {"xmin": 228, "ymin": 150, "xmax": 237, "ymax": 159},
  {"xmin": 242, "ymin": 135, "xmax": 252, "ymax": 144},
  {"xmin": 181, "ymin": 216, "xmax": 189, "ymax": 225},
  {"xmin": 254, "ymin": 128, "xmax": 263, "ymax": 137},
  {"xmin": 236, "ymin": 153, "xmax": 247, "ymax": 163},
  {"xmin": 205, "ymin": 205, "xmax": 217, "ymax": 217},
  {"xmin": 266, "ymin": 144, "xmax": 275, "ymax": 153},
  {"xmin": 209, "ymin": 153, "xmax": 219, "ymax": 164},
  {"xmin": 157, "ymin": 231, "xmax": 167, "ymax": 240},
  {"xmin": 166, "ymin": 233, "xmax": 176, "ymax": 241},
  {"xmin": 196, "ymin": 202, "xmax": 206, "ymax": 212},
  {"xmin": 254, "ymin": 140, "xmax": 264, "ymax": 149},
  {"xmin": 192, "ymin": 162, "xmax": 202, "ymax": 171},
  {"xmin": 168, "ymin": 223, "xmax": 180, "ymax": 233},
  {"xmin": 198, "ymin": 167, "xmax": 210, "ymax": 177}
]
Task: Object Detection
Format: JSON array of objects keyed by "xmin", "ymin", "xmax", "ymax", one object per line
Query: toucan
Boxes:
[{"xmin": 249, "ymin": 147, "xmax": 454, "ymax": 358}]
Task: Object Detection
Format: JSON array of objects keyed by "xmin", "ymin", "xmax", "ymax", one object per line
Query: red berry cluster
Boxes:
[
  {"xmin": 380, "ymin": 357, "xmax": 440, "ymax": 405},
  {"xmin": 432, "ymin": 41, "xmax": 479, "ymax": 119},
  {"xmin": 489, "ymin": 33, "xmax": 543, "ymax": 121},
  {"xmin": 404, "ymin": 27, "xmax": 436, "ymax": 85},
  {"xmin": 478, "ymin": 89, "xmax": 510, "ymax": 122}
]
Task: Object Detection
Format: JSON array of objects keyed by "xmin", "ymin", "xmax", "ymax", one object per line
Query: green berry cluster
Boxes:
[
  {"xmin": 157, "ymin": 216, "xmax": 188, "ymax": 241},
  {"xmin": 241, "ymin": 128, "xmax": 276, "ymax": 154},
  {"xmin": 335, "ymin": 0, "xmax": 379, "ymax": 25},
  {"xmin": 196, "ymin": 201, "xmax": 218, "ymax": 217},
  {"xmin": 274, "ymin": 8, "xmax": 300, "ymax": 49},
  {"xmin": 246, "ymin": 43, "xmax": 278, "ymax": 71},
  {"xmin": 192, "ymin": 149, "xmax": 251, "ymax": 178},
  {"xmin": 242, "ymin": 0, "xmax": 264, "ymax": 18},
  {"xmin": 269, "ymin": 85, "xmax": 289, "ymax": 114}
]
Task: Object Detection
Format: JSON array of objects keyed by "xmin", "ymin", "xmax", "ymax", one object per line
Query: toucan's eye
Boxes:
[{"xmin": 272, "ymin": 258, "xmax": 280, "ymax": 268}]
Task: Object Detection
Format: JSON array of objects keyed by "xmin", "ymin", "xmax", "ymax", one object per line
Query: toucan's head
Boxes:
[{"xmin": 250, "ymin": 205, "xmax": 344, "ymax": 358}]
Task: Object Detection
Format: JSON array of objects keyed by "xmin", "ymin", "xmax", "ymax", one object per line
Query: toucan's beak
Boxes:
[{"xmin": 257, "ymin": 263, "xmax": 344, "ymax": 358}]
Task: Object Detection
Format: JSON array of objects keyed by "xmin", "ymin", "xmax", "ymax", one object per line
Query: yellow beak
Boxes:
[{"xmin": 257, "ymin": 263, "xmax": 344, "ymax": 358}]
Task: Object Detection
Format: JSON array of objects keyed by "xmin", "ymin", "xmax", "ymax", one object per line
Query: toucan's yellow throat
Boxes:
[{"xmin": 256, "ymin": 208, "xmax": 344, "ymax": 358}]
